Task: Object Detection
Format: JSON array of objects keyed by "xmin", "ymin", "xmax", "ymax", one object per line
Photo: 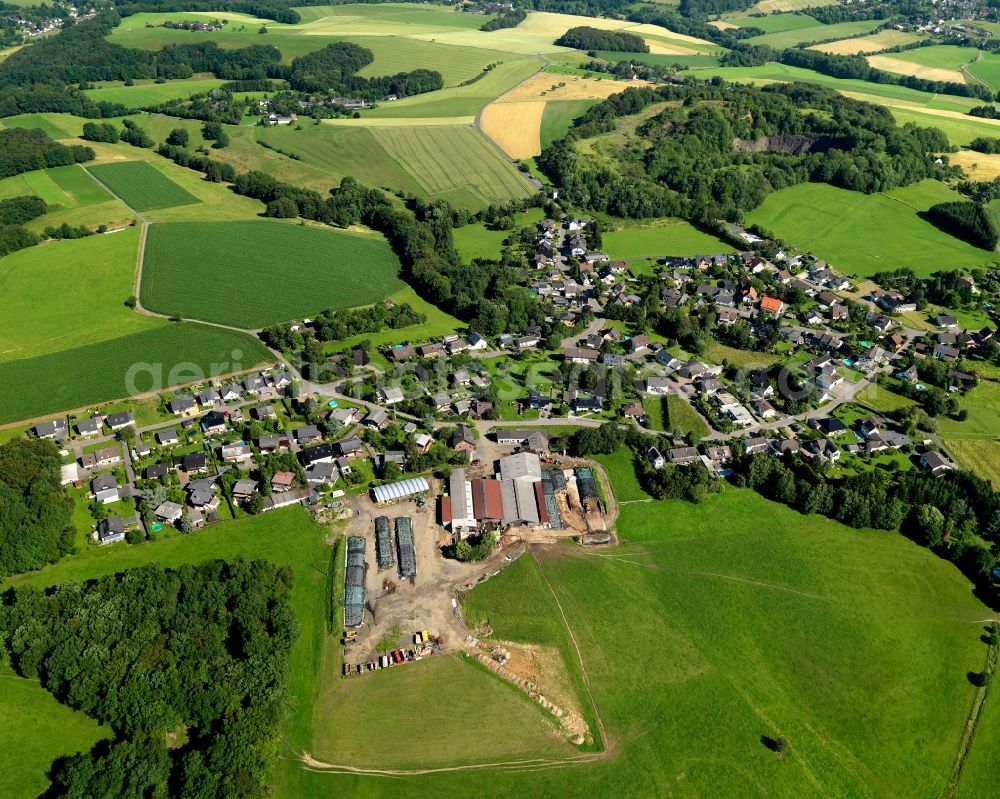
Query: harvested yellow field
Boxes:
[
  {"xmin": 501, "ymin": 72, "xmax": 642, "ymax": 102},
  {"xmin": 867, "ymin": 54, "xmax": 965, "ymax": 83},
  {"xmin": 948, "ymin": 150, "xmax": 1000, "ymax": 180},
  {"xmin": 480, "ymin": 100, "xmax": 545, "ymax": 158},
  {"xmin": 813, "ymin": 30, "xmax": 922, "ymax": 54},
  {"xmin": 750, "ymin": 0, "xmax": 834, "ymax": 11},
  {"xmin": 709, "ymin": 20, "xmax": 738, "ymax": 31},
  {"xmin": 628, "ymin": 22, "xmax": 716, "ymax": 46},
  {"xmin": 646, "ymin": 40, "xmax": 703, "ymax": 56}
]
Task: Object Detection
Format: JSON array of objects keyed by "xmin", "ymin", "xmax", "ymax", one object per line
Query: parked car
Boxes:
[{"xmin": 392, "ymin": 650, "xmax": 403, "ymax": 664}]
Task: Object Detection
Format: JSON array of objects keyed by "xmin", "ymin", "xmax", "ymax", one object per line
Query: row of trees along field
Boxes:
[
  {"xmin": 0, "ymin": 558, "xmax": 297, "ymax": 797},
  {"xmin": 538, "ymin": 80, "xmax": 954, "ymax": 221}
]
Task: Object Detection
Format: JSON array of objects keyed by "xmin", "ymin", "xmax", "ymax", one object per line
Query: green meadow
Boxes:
[
  {"xmin": 83, "ymin": 76, "xmax": 227, "ymax": 107},
  {"xmin": 665, "ymin": 393, "xmax": 711, "ymax": 440},
  {"xmin": 540, "ymin": 99, "xmax": 595, "ymax": 149},
  {"xmin": 0, "ymin": 228, "xmax": 160, "ymax": 363},
  {"xmin": 748, "ymin": 18, "xmax": 884, "ymax": 48},
  {"xmin": 0, "ymin": 323, "xmax": 271, "ymax": 424},
  {"xmin": 602, "ymin": 219, "xmax": 736, "ymax": 259},
  {"xmin": 730, "ymin": 12, "xmax": 821, "ymax": 33},
  {"xmin": 748, "ymin": 181, "xmax": 998, "ymax": 278},
  {"xmin": 0, "ymin": 667, "xmax": 110, "ymax": 799},
  {"xmin": 141, "ymin": 220, "xmax": 404, "ymax": 327}
]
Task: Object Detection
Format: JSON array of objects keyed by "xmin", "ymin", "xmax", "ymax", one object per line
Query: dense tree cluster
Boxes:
[
  {"xmin": 480, "ymin": 9, "xmax": 526, "ymax": 31},
  {"xmin": 554, "ymin": 25, "xmax": 649, "ymax": 53},
  {"xmin": 0, "ymin": 15, "xmax": 282, "ymax": 87},
  {"xmin": 0, "ymin": 194, "xmax": 46, "ymax": 224},
  {"xmin": 926, "ymin": 201, "xmax": 998, "ymax": 249},
  {"xmin": 0, "ymin": 438, "xmax": 74, "ymax": 578},
  {"xmin": 968, "ymin": 136, "xmax": 1000, "ymax": 154},
  {"xmin": 0, "ymin": 127, "xmax": 93, "ymax": 179},
  {"xmin": 733, "ymin": 451, "xmax": 1000, "ymax": 597},
  {"xmin": 570, "ymin": 421, "xmax": 625, "ymax": 456},
  {"xmin": 287, "ymin": 41, "xmax": 442, "ymax": 99},
  {"xmin": 539, "ymin": 80, "xmax": 952, "ymax": 220},
  {"xmin": 0, "ymin": 558, "xmax": 297, "ymax": 797},
  {"xmin": 261, "ymin": 303, "xmax": 424, "ymax": 350}
]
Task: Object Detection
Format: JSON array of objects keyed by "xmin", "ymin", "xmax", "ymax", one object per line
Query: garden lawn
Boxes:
[
  {"xmin": 0, "ymin": 667, "xmax": 110, "ymax": 799},
  {"xmin": 643, "ymin": 395, "xmax": 666, "ymax": 430},
  {"xmin": 88, "ymin": 161, "xmax": 199, "ymax": 211},
  {"xmin": 140, "ymin": 220, "xmax": 404, "ymax": 327},
  {"xmin": 665, "ymin": 393, "xmax": 710, "ymax": 441},
  {"xmin": 603, "ymin": 219, "xmax": 735, "ymax": 259},
  {"xmin": 747, "ymin": 181, "xmax": 998, "ymax": 278},
  {"xmin": 593, "ymin": 447, "xmax": 653, "ymax": 502},
  {"xmin": 321, "ymin": 286, "xmax": 462, "ymax": 353},
  {"xmin": 0, "ymin": 228, "xmax": 161, "ymax": 362},
  {"xmin": 0, "ymin": 323, "xmax": 271, "ymax": 425}
]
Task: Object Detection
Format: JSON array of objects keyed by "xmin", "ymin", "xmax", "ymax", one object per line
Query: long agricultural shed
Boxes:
[
  {"xmin": 344, "ymin": 535, "xmax": 368, "ymax": 628},
  {"xmin": 372, "ymin": 477, "xmax": 429, "ymax": 505},
  {"xmin": 374, "ymin": 515, "xmax": 394, "ymax": 570},
  {"xmin": 395, "ymin": 517, "xmax": 416, "ymax": 579}
]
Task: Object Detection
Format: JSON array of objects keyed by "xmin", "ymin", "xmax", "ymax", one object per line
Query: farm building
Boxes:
[
  {"xmin": 395, "ymin": 517, "xmax": 416, "ymax": 579},
  {"xmin": 374, "ymin": 516, "xmax": 395, "ymax": 570},
  {"xmin": 344, "ymin": 536, "xmax": 367, "ymax": 628},
  {"xmin": 371, "ymin": 477, "xmax": 430, "ymax": 505},
  {"xmin": 441, "ymin": 453, "xmax": 560, "ymax": 537}
]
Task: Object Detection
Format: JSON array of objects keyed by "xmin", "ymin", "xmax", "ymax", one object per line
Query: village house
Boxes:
[{"xmin": 91, "ymin": 474, "xmax": 119, "ymax": 504}]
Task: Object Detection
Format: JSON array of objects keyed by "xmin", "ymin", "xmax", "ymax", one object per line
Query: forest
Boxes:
[
  {"xmin": 0, "ymin": 438, "xmax": 74, "ymax": 578},
  {"xmin": 538, "ymin": 80, "xmax": 953, "ymax": 221},
  {"xmin": 554, "ymin": 25, "xmax": 649, "ymax": 52},
  {"xmin": 0, "ymin": 127, "xmax": 93, "ymax": 180},
  {"xmin": 0, "ymin": 558, "xmax": 298, "ymax": 797}
]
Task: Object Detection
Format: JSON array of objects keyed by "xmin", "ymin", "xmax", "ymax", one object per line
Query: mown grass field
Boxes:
[
  {"xmin": 944, "ymin": 437, "xmax": 1000, "ymax": 489},
  {"xmin": 257, "ymin": 123, "xmax": 425, "ymax": 195},
  {"xmin": 141, "ymin": 220, "xmax": 404, "ymax": 327},
  {"xmin": 602, "ymin": 219, "xmax": 736, "ymax": 259},
  {"xmin": 748, "ymin": 18, "xmax": 884, "ymax": 48},
  {"xmin": 88, "ymin": 161, "xmax": 200, "ymax": 211},
  {"xmin": 812, "ymin": 29, "xmax": 922, "ymax": 55},
  {"xmin": 938, "ymin": 381, "xmax": 1000, "ymax": 439},
  {"xmin": 313, "ymin": 654, "xmax": 573, "ymax": 767},
  {"xmin": 83, "ymin": 76, "xmax": 227, "ymax": 107},
  {"xmin": 0, "ymin": 112, "xmax": 84, "ymax": 138},
  {"xmin": 0, "ymin": 666, "xmax": 110, "ymax": 799},
  {"xmin": 747, "ymin": 181, "xmax": 998, "ymax": 278},
  {"xmin": 0, "ymin": 228, "xmax": 162, "ymax": 362},
  {"xmin": 593, "ymin": 447, "xmax": 653, "ymax": 502},
  {"xmin": 540, "ymin": 99, "xmax": 594, "ymax": 149},
  {"xmin": 0, "ymin": 323, "xmax": 271, "ymax": 425},
  {"xmin": 369, "ymin": 125, "xmax": 535, "ymax": 208},
  {"xmin": 0, "ymin": 164, "xmax": 110, "ymax": 208},
  {"xmin": 729, "ymin": 12, "xmax": 819, "ymax": 33}
]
